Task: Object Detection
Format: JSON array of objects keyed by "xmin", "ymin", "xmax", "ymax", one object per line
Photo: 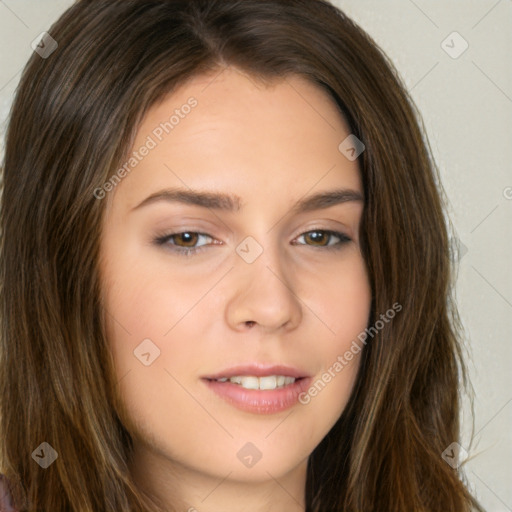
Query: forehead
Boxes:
[{"xmin": 107, "ymin": 67, "xmax": 362, "ymax": 212}]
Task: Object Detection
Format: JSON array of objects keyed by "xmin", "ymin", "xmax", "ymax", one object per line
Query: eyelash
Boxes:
[{"xmin": 153, "ymin": 228, "xmax": 352, "ymax": 257}]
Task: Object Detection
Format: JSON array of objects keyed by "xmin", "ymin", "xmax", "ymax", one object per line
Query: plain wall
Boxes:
[{"xmin": 0, "ymin": 1, "xmax": 510, "ymax": 510}]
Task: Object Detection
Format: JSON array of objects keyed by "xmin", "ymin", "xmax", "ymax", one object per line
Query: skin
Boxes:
[{"xmin": 99, "ymin": 66, "xmax": 372, "ymax": 512}]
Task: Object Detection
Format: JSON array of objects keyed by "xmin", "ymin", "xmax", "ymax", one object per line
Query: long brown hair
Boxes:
[{"xmin": 0, "ymin": 0, "xmax": 484, "ymax": 510}]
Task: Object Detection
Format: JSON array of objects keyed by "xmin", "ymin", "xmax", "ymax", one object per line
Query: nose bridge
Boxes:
[
  {"xmin": 225, "ymin": 232, "xmax": 302, "ymax": 330},
  {"xmin": 235, "ymin": 231, "xmax": 288, "ymax": 285}
]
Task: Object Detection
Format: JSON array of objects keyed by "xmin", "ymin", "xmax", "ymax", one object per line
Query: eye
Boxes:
[
  {"xmin": 153, "ymin": 231, "xmax": 215, "ymax": 257},
  {"xmin": 292, "ymin": 229, "xmax": 352, "ymax": 251}
]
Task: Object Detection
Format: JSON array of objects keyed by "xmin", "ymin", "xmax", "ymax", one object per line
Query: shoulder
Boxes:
[{"xmin": 0, "ymin": 474, "xmax": 16, "ymax": 512}]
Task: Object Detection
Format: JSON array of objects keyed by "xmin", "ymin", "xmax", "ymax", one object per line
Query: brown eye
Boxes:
[
  {"xmin": 294, "ymin": 229, "xmax": 351, "ymax": 250},
  {"xmin": 303, "ymin": 230, "xmax": 329, "ymax": 246},
  {"xmin": 153, "ymin": 231, "xmax": 215, "ymax": 256},
  {"xmin": 170, "ymin": 232, "xmax": 199, "ymax": 248}
]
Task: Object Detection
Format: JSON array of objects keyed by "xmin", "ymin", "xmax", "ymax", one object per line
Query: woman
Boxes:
[{"xmin": 0, "ymin": 0, "xmax": 484, "ymax": 510}]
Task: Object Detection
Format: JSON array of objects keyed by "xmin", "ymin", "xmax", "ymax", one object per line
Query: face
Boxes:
[{"xmin": 99, "ymin": 67, "xmax": 371, "ymax": 499}]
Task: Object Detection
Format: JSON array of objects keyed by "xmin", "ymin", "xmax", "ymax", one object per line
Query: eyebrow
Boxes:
[{"xmin": 131, "ymin": 187, "xmax": 364, "ymax": 214}]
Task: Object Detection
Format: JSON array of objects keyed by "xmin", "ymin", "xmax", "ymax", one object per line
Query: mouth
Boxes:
[{"xmin": 201, "ymin": 364, "xmax": 312, "ymax": 414}]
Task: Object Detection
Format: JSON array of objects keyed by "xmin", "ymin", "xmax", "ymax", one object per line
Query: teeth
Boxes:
[
  {"xmin": 215, "ymin": 375, "xmax": 297, "ymax": 390},
  {"xmin": 259, "ymin": 376, "xmax": 277, "ymax": 390}
]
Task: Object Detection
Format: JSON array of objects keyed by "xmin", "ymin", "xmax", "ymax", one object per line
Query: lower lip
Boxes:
[{"xmin": 202, "ymin": 377, "xmax": 312, "ymax": 414}]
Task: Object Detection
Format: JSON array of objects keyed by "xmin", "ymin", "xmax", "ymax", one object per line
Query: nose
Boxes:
[{"xmin": 224, "ymin": 240, "xmax": 303, "ymax": 333}]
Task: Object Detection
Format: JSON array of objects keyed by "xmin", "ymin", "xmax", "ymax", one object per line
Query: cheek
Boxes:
[
  {"xmin": 103, "ymin": 263, "xmax": 207, "ymax": 459},
  {"xmin": 300, "ymin": 249, "xmax": 372, "ymax": 339},
  {"xmin": 101, "ymin": 254, "xmax": 221, "ymax": 426},
  {"xmin": 103, "ymin": 254, "xmax": 209, "ymax": 354},
  {"xmin": 294, "ymin": 252, "xmax": 371, "ymax": 411}
]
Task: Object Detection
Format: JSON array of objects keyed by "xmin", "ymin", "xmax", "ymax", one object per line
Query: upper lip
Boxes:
[{"xmin": 202, "ymin": 364, "xmax": 310, "ymax": 380}]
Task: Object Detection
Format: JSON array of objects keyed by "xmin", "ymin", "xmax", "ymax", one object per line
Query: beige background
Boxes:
[{"xmin": 0, "ymin": 1, "xmax": 511, "ymax": 510}]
